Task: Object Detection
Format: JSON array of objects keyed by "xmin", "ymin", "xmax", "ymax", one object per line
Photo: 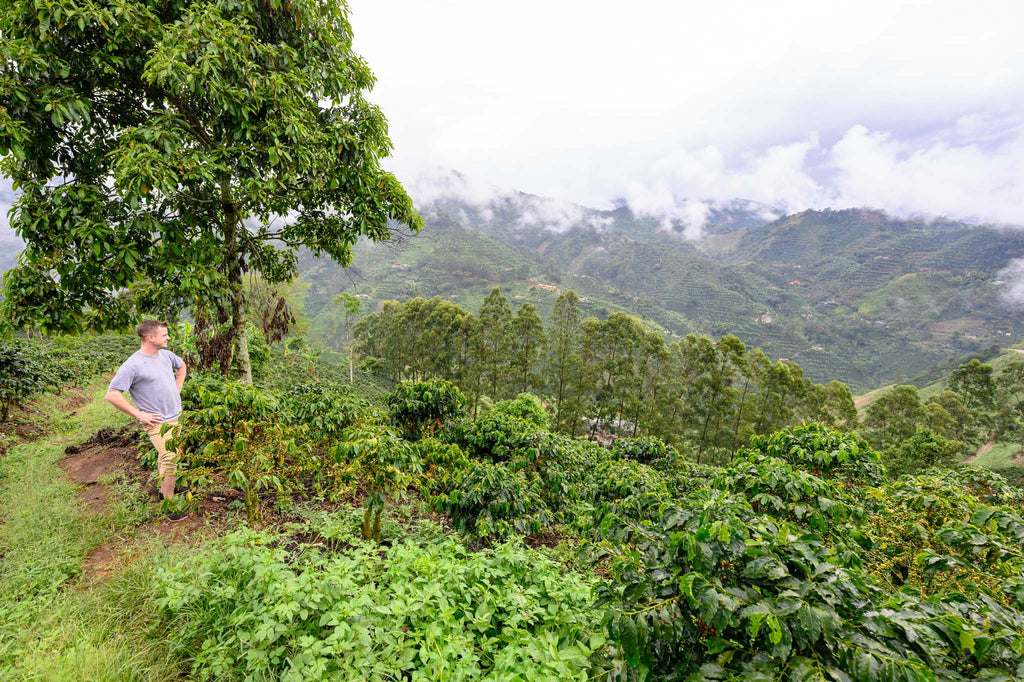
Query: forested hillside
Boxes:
[{"xmin": 294, "ymin": 195, "xmax": 1024, "ymax": 392}]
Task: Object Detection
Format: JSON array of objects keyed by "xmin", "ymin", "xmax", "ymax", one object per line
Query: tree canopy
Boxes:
[{"xmin": 0, "ymin": 0, "xmax": 421, "ymax": 379}]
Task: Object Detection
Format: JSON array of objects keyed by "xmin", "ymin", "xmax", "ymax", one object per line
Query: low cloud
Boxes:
[
  {"xmin": 624, "ymin": 116, "xmax": 1024, "ymax": 238},
  {"xmin": 621, "ymin": 183, "xmax": 709, "ymax": 239},
  {"xmin": 998, "ymin": 258, "xmax": 1024, "ymax": 308},
  {"xmin": 405, "ymin": 167, "xmax": 609, "ymax": 234}
]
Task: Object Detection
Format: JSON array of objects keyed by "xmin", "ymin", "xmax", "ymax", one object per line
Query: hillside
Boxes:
[
  {"xmin": 3, "ymin": 182, "xmax": 1023, "ymax": 392},
  {"xmin": 295, "ymin": 194, "xmax": 1024, "ymax": 392}
]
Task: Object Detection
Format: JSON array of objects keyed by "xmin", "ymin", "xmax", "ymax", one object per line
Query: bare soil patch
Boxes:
[
  {"xmin": 82, "ymin": 541, "xmax": 119, "ymax": 579},
  {"xmin": 62, "ymin": 425, "xmax": 232, "ymax": 579},
  {"xmin": 57, "ymin": 386, "xmax": 92, "ymax": 413},
  {"xmin": 61, "ymin": 424, "xmax": 147, "ymax": 484}
]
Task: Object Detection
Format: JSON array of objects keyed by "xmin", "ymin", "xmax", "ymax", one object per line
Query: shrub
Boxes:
[
  {"xmin": 713, "ymin": 454, "xmax": 867, "ymax": 535},
  {"xmin": 454, "ymin": 411, "xmax": 541, "ymax": 462},
  {"xmin": 0, "ymin": 337, "xmax": 61, "ymax": 422},
  {"xmin": 662, "ymin": 459, "xmax": 719, "ymax": 497},
  {"xmin": 928, "ymin": 466, "xmax": 1024, "ymax": 505},
  {"xmin": 588, "ymin": 459, "xmax": 670, "ymax": 505},
  {"xmin": 153, "ymin": 529, "xmax": 605, "ymax": 681},
  {"xmin": 333, "ymin": 426, "xmax": 420, "ymax": 542},
  {"xmin": 430, "ymin": 460, "xmax": 552, "ymax": 541},
  {"xmin": 611, "ymin": 436, "xmax": 677, "ymax": 467},
  {"xmin": 385, "ymin": 378, "xmax": 466, "ymax": 440},
  {"xmin": 597, "ymin": 487, "xmax": 1024, "ymax": 681},
  {"xmin": 282, "ymin": 381, "xmax": 376, "ymax": 445},
  {"xmin": 882, "ymin": 428, "xmax": 964, "ymax": 478},
  {"xmin": 491, "ymin": 392, "xmax": 550, "ymax": 429},
  {"xmin": 746, "ymin": 423, "xmax": 885, "ymax": 485},
  {"xmin": 174, "ymin": 381, "xmax": 309, "ymax": 524},
  {"xmin": 860, "ymin": 474, "xmax": 1023, "ymax": 597},
  {"xmin": 413, "ymin": 438, "xmax": 471, "ymax": 495},
  {"xmin": 179, "ymin": 372, "xmax": 229, "ymax": 412}
]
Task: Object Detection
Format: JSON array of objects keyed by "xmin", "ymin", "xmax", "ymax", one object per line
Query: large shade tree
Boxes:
[{"xmin": 0, "ymin": 0, "xmax": 421, "ymax": 381}]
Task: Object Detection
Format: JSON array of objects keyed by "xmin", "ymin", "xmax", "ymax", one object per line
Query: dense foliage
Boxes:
[
  {"xmin": 159, "ymin": 372, "xmax": 1024, "ymax": 680},
  {"xmin": 355, "ymin": 291, "xmax": 859, "ymax": 463},
  {"xmin": 863, "ymin": 358, "xmax": 1024, "ymax": 476},
  {"xmin": 175, "ymin": 381, "xmax": 310, "ymax": 523},
  {"xmin": 385, "ymin": 378, "xmax": 467, "ymax": 440},
  {"xmin": 0, "ymin": 333, "xmax": 137, "ymax": 421},
  {"xmin": 0, "ymin": 0, "xmax": 420, "ymax": 381},
  {"xmin": 154, "ymin": 528, "xmax": 604, "ymax": 681}
]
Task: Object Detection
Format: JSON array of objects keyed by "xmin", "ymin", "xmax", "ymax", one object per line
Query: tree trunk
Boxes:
[
  {"xmin": 235, "ymin": 302, "xmax": 253, "ymax": 385},
  {"xmin": 222, "ymin": 179, "xmax": 252, "ymax": 385}
]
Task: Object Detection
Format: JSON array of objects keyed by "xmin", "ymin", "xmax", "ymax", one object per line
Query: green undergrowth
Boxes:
[
  {"xmin": 0, "ymin": 381, "xmax": 182, "ymax": 680},
  {"xmin": 152, "ymin": 522, "xmax": 607, "ymax": 681}
]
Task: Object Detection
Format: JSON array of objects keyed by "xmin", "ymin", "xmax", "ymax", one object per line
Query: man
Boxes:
[{"xmin": 105, "ymin": 320, "xmax": 188, "ymax": 520}]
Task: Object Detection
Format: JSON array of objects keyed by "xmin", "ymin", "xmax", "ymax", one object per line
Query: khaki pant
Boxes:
[{"xmin": 145, "ymin": 419, "xmax": 180, "ymax": 478}]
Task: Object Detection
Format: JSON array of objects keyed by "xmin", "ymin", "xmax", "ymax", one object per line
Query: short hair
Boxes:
[{"xmin": 136, "ymin": 320, "xmax": 168, "ymax": 340}]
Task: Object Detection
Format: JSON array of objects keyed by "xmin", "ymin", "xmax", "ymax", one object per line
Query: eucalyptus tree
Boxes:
[
  {"xmin": 333, "ymin": 292, "xmax": 360, "ymax": 382},
  {"xmin": 510, "ymin": 302, "xmax": 545, "ymax": 395},
  {"xmin": 862, "ymin": 385, "xmax": 927, "ymax": 451},
  {"xmin": 476, "ymin": 287, "xmax": 513, "ymax": 400},
  {"xmin": 0, "ymin": 0, "xmax": 420, "ymax": 381},
  {"xmin": 948, "ymin": 359, "xmax": 997, "ymax": 428},
  {"xmin": 545, "ymin": 290, "xmax": 585, "ymax": 434},
  {"xmin": 995, "ymin": 361, "xmax": 1024, "ymax": 452}
]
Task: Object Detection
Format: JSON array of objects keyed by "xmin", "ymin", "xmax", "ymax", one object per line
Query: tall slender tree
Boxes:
[
  {"xmin": 510, "ymin": 302, "xmax": 546, "ymax": 395},
  {"xmin": 476, "ymin": 287, "xmax": 513, "ymax": 400}
]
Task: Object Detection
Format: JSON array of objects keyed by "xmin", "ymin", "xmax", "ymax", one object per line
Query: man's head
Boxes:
[{"xmin": 136, "ymin": 320, "xmax": 170, "ymax": 349}]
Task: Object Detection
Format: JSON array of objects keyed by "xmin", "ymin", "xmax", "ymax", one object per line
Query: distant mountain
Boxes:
[
  {"xmin": 298, "ymin": 197, "xmax": 1024, "ymax": 393},
  {"xmin": 2, "ymin": 173, "xmax": 1022, "ymax": 392}
]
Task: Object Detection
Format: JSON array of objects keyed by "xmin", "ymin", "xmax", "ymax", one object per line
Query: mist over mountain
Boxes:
[
  {"xmin": 2, "ymin": 169, "xmax": 1022, "ymax": 393},
  {"xmin": 298, "ymin": 183, "xmax": 1024, "ymax": 392}
]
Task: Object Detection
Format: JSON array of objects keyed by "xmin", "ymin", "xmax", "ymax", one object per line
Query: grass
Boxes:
[
  {"xmin": 0, "ymin": 381, "xmax": 186, "ymax": 680},
  {"xmin": 969, "ymin": 441, "xmax": 1023, "ymax": 469}
]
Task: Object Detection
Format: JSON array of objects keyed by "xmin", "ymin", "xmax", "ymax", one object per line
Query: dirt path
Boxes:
[
  {"xmin": 61, "ymin": 423, "xmax": 230, "ymax": 579},
  {"xmin": 963, "ymin": 439, "xmax": 996, "ymax": 464}
]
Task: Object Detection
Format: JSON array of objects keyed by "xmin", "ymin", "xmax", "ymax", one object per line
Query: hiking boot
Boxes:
[{"xmin": 164, "ymin": 511, "xmax": 189, "ymax": 522}]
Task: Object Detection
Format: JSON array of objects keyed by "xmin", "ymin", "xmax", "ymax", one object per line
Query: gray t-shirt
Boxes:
[{"xmin": 108, "ymin": 350, "xmax": 184, "ymax": 421}]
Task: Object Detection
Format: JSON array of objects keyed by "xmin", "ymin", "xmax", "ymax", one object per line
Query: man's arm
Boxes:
[
  {"xmin": 176, "ymin": 362, "xmax": 187, "ymax": 394},
  {"xmin": 105, "ymin": 389, "xmax": 162, "ymax": 426}
]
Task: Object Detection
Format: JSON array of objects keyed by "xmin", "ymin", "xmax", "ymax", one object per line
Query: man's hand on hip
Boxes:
[{"xmin": 138, "ymin": 412, "xmax": 163, "ymax": 427}]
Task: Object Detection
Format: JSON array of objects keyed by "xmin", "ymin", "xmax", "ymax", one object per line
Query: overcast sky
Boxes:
[
  {"xmin": 2, "ymin": 0, "xmax": 1023, "ymax": 244},
  {"xmin": 346, "ymin": 0, "xmax": 1024, "ymax": 230}
]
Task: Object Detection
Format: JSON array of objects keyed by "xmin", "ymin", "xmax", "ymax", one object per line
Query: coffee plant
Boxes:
[
  {"xmin": 612, "ymin": 436, "xmax": 678, "ymax": 468},
  {"xmin": 333, "ymin": 426, "xmax": 421, "ymax": 542},
  {"xmin": 429, "ymin": 460, "xmax": 553, "ymax": 541},
  {"xmin": 747, "ymin": 422, "xmax": 885, "ymax": 485},
  {"xmin": 174, "ymin": 381, "xmax": 309, "ymax": 524},
  {"xmin": 282, "ymin": 381, "xmax": 377, "ymax": 445},
  {"xmin": 490, "ymin": 392, "xmax": 550, "ymax": 429},
  {"xmin": 386, "ymin": 378, "xmax": 467, "ymax": 440}
]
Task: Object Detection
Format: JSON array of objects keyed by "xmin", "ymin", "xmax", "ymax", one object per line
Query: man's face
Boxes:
[{"xmin": 148, "ymin": 326, "xmax": 170, "ymax": 349}]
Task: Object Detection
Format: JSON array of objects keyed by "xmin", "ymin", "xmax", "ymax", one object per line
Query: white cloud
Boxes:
[
  {"xmin": 350, "ymin": 0, "xmax": 1024, "ymax": 216},
  {"xmin": 830, "ymin": 121, "xmax": 1024, "ymax": 225},
  {"xmin": 619, "ymin": 116, "xmax": 1024, "ymax": 236},
  {"xmin": 407, "ymin": 167, "xmax": 609, "ymax": 234},
  {"xmin": 999, "ymin": 258, "xmax": 1024, "ymax": 308}
]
